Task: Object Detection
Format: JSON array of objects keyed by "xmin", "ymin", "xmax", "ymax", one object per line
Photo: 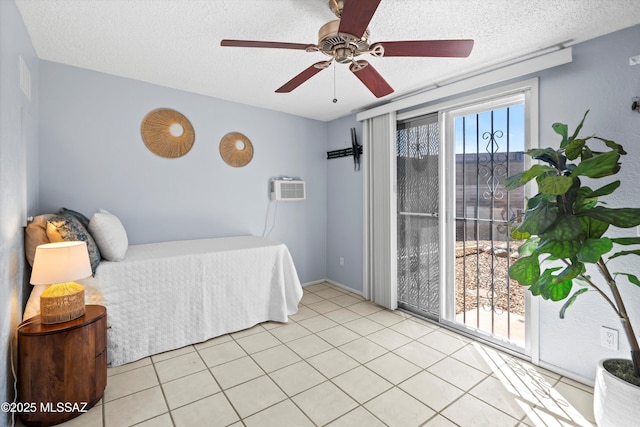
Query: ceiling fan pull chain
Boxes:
[{"xmin": 333, "ymin": 62, "xmax": 338, "ymax": 103}]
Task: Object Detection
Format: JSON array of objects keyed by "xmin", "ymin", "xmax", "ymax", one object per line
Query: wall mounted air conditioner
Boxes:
[{"xmin": 271, "ymin": 179, "xmax": 306, "ymax": 201}]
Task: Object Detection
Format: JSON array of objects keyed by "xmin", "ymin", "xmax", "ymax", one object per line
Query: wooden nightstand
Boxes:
[{"xmin": 17, "ymin": 305, "xmax": 107, "ymax": 427}]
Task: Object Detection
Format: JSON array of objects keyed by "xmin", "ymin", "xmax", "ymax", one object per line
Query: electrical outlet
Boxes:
[
  {"xmin": 339, "ymin": 256, "xmax": 344, "ymax": 267},
  {"xmin": 601, "ymin": 327, "xmax": 619, "ymax": 350}
]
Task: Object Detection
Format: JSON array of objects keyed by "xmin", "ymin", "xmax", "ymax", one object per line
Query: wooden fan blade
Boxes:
[
  {"xmin": 275, "ymin": 62, "xmax": 329, "ymax": 93},
  {"xmin": 375, "ymin": 40, "xmax": 474, "ymax": 57},
  {"xmin": 349, "ymin": 61, "xmax": 393, "ymax": 98},
  {"xmin": 221, "ymin": 39, "xmax": 315, "ymax": 50},
  {"xmin": 338, "ymin": 0, "xmax": 382, "ymax": 38}
]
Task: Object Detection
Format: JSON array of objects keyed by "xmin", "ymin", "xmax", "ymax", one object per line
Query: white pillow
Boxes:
[{"xmin": 88, "ymin": 209, "xmax": 128, "ymax": 261}]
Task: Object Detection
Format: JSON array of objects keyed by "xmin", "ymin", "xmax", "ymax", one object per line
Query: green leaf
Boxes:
[
  {"xmin": 537, "ymin": 267, "xmax": 573, "ymax": 301},
  {"xmin": 608, "ymin": 249, "xmax": 640, "ymax": 260},
  {"xmin": 540, "ymin": 214, "xmax": 583, "ymax": 240},
  {"xmin": 518, "ymin": 237, "xmax": 540, "ymax": 257},
  {"xmin": 503, "ymin": 165, "xmax": 557, "ymax": 191},
  {"xmin": 611, "ymin": 237, "xmax": 640, "ymax": 246},
  {"xmin": 575, "ymin": 198, "xmax": 598, "ymax": 213},
  {"xmin": 519, "ymin": 204, "xmax": 558, "ymax": 235},
  {"xmin": 581, "ymin": 146, "xmax": 594, "ymax": 160},
  {"xmin": 585, "ymin": 181, "xmax": 620, "ymax": 199},
  {"xmin": 553, "ymin": 122, "xmax": 569, "ymax": 148},
  {"xmin": 593, "ymin": 136, "xmax": 627, "ymax": 155},
  {"xmin": 579, "ymin": 216, "xmax": 609, "ymax": 239},
  {"xmin": 553, "ymin": 262, "xmax": 586, "ymax": 284},
  {"xmin": 576, "ymin": 238, "xmax": 613, "ymax": 263},
  {"xmin": 527, "ymin": 193, "xmax": 556, "ymax": 210},
  {"xmin": 559, "ymin": 288, "xmax": 589, "ymax": 319},
  {"xmin": 538, "ymin": 239, "xmax": 581, "ymax": 259},
  {"xmin": 582, "ymin": 207, "xmax": 640, "ymax": 228},
  {"xmin": 617, "ymin": 273, "xmax": 640, "ymax": 287},
  {"xmin": 576, "ymin": 186, "xmax": 593, "ymax": 198},
  {"xmin": 565, "ymin": 139, "xmax": 586, "ymax": 160},
  {"xmin": 569, "ymin": 111, "xmax": 590, "ymax": 142},
  {"xmin": 503, "ymin": 172, "xmax": 525, "ymax": 192},
  {"xmin": 510, "ymin": 228, "xmax": 531, "ymax": 240},
  {"xmin": 528, "ymin": 148, "xmax": 563, "ymax": 168},
  {"xmin": 571, "ymin": 150, "xmax": 620, "ymax": 178},
  {"xmin": 509, "ymin": 255, "xmax": 540, "ymax": 286},
  {"xmin": 564, "ymin": 177, "xmax": 583, "ymax": 211},
  {"xmin": 538, "ymin": 175, "xmax": 574, "ymax": 195},
  {"xmin": 528, "ymin": 279, "xmax": 542, "ymax": 296}
]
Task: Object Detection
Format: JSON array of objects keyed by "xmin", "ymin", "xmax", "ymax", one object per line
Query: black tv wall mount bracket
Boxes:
[{"xmin": 326, "ymin": 127, "xmax": 362, "ymax": 171}]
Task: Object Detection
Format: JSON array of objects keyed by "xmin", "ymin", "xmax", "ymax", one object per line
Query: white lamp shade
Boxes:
[{"xmin": 30, "ymin": 241, "xmax": 92, "ymax": 285}]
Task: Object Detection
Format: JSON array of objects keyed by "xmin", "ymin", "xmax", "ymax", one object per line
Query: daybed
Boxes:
[{"xmin": 24, "ymin": 209, "xmax": 303, "ymax": 366}]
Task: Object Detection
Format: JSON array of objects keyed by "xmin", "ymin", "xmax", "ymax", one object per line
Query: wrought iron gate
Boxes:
[
  {"xmin": 396, "ymin": 114, "xmax": 440, "ymax": 318},
  {"xmin": 453, "ymin": 106, "xmax": 526, "ymax": 346}
]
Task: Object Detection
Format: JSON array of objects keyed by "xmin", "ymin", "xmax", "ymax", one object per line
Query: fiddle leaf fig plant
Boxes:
[{"xmin": 504, "ymin": 110, "xmax": 640, "ymax": 383}]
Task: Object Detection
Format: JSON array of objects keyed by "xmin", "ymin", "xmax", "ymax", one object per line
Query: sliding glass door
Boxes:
[
  {"xmin": 396, "ymin": 114, "xmax": 440, "ymax": 319},
  {"xmin": 443, "ymin": 95, "xmax": 530, "ymax": 352}
]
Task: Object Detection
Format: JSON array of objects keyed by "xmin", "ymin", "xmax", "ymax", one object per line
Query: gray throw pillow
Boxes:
[{"xmin": 47, "ymin": 210, "xmax": 101, "ymax": 274}]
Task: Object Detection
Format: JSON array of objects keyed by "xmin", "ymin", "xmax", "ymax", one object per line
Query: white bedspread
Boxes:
[{"xmin": 25, "ymin": 236, "xmax": 303, "ymax": 366}]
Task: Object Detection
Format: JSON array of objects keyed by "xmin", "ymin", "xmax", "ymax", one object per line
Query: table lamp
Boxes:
[{"xmin": 30, "ymin": 241, "xmax": 92, "ymax": 324}]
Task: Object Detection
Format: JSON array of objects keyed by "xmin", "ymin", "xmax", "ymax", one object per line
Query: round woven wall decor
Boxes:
[
  {"xmin": 219, "ymin": 132, "xmax": 253, "ymax": 167},
  {"xmin": 141, "ymin": 109, "xmax": 195, "ymax": 158}
]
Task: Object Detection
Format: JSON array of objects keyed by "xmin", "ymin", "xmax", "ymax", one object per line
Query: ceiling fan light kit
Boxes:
[{"xmin": 220, "ymin": 0, "xmax": 474, "ymax": 98}]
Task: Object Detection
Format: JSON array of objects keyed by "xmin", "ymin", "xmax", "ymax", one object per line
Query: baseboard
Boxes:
[
  {"xmin": 301, "ymin": 279, "xmax": 364, "ymax": 297},
  {"xmin": 324, "ymin": 279, "xmax": 364, "ymax": 296},
  {"xmin": 301, "ymin": 279, "xmax": 326, "ymax": 287},
  {"xmin": 538, "ymin": 361, "xmax": 595, "ymax": 388}
]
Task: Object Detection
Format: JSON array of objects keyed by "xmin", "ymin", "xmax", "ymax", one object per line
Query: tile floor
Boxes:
[{"xmin": 18, "ymin": 282, "xmax": 597, "ymax": 427}]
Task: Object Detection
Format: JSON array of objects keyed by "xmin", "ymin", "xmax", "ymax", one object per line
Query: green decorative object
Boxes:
[{"xmin": 504, "ymin": 110, "xmax": 640, "ymax": 388}]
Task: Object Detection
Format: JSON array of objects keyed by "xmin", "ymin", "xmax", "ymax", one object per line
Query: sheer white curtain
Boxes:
[{"xmin": 362, "ymin": 112, "xmax": 397, "ymax": 309}]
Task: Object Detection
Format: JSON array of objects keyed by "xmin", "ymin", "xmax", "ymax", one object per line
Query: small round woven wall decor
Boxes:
[
  {"xmin": 141, "ymin": 108, "xmax": 195, "ymax": 158},
  {"xmin": 219, "ymin": 132, "xmax": 253, "ymax": 167}
]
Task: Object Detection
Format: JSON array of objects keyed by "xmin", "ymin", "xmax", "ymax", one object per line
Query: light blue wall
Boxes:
[
  {"xmin": 0, "ymin": 0, "xmax": 39, "ymax": 422},
  {"xmin": 535, "ymin": 24, "xmax": 640, "ymax": 381},
  {"xmin": 37, "ymin": 61, "xmax": 327, "ymax": 283},
  {"xmin": 325, "ymin": 115, "xmax": 363, "ymax": 292}
]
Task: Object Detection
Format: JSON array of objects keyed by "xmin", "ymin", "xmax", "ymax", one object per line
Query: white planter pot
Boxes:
[{"xmin": 594, "ymin": 358, "xmax": 640, "ymax": 426}]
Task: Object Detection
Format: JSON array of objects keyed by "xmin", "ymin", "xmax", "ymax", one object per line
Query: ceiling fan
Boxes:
[{"xmin": 220, "ymin": 0, "xmax": 474, "ymax": 98}]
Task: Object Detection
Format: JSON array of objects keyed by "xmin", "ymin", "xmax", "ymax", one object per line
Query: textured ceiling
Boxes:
[{"xmin": 15, "ymin": 0, "xmax": 640, "ymax": 121}]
